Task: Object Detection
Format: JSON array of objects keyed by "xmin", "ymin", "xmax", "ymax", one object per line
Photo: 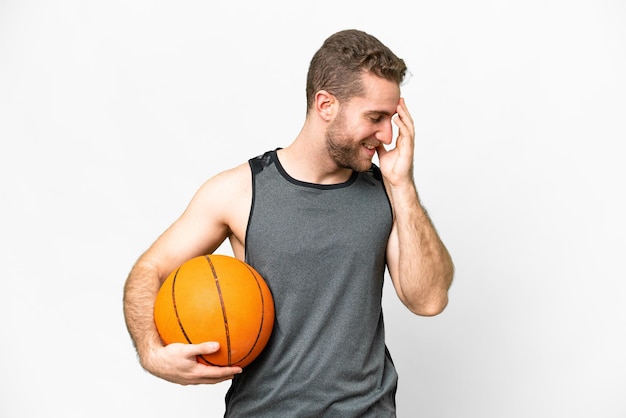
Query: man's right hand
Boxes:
[{"xmin": 141, "ymin": 341, "xmax": 243, "ymax": 385}]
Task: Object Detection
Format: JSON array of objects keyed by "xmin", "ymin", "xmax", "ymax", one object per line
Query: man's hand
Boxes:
[
  {"xmin": 141, "ymin": 342, "xmax": 243, "ymax": 385},
  {"xmin": 376, "ymin": 98, "xmax": 416, "ymax": 188}
]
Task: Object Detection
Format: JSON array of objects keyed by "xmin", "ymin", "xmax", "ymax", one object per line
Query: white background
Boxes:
[{"xmin": 1, "ymin": 1, "xmax": 625, "ymax": 417}]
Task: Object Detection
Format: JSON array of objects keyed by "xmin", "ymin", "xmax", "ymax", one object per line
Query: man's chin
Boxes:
[{"xmin": 345, "ymin": 160, "xmax": 373, "ymax": 173}]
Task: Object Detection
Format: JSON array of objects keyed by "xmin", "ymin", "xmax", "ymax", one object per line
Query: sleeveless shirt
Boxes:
[{"xmin": 224, "ymin": 150, "xmax": 398, "ymax": 417}]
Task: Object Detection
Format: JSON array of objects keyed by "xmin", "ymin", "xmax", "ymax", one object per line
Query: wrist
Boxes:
[{"xmin": 387, "ymin": 180, "xmax": 418, "ymax": 198}]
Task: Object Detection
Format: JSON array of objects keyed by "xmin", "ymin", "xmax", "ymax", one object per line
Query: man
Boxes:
[{"xmin": 124, "ymin": 29, "xmax": 454, "ymax": 416}]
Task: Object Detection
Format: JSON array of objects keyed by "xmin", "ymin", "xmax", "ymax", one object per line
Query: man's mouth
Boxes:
[{"xmin": 362, "ymin": 143, "xmax": 378, "ymax": 156}]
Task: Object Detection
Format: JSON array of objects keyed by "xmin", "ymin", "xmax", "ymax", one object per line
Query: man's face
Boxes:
[{"xmin": 325, "ymin": 73, "xmax": 400, "ymax": 172}]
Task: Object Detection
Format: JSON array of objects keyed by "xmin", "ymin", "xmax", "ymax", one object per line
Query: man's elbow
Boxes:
[
  {"xmin": 400, "ymin": 266, "xmax": 454, "ymax": 316},
  {"xmin": 406, "ymin": 294, "xmax": 449, "ymax": 317}
]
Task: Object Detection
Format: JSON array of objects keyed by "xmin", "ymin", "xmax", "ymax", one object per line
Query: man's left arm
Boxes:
[
  {"xmin": 385, "ymin": 182, "xmax": 454, "ymax": 316},
  {"xmin": 377, "ymin": 98, "xmax": 454, "ymax": 316}
]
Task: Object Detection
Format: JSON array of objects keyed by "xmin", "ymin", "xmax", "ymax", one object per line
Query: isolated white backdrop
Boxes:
[{"xmin": 1, "ymin": 1, "xmax": 624, "ymax": 417}]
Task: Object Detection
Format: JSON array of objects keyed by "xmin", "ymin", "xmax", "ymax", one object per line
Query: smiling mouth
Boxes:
[{"xmin": 361, "ymin": 143, "xmax": 378, "ymax": 158}]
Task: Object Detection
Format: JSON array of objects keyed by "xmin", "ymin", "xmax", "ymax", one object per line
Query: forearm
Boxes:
[
  {"xmin": 123, "ymin": 258, "xmax": 164, "ymax": 367},
  {"xmin": 123, "ymin": 255, "xmax": 244, "ymax": 385},
  {"xmin": 388, "ymin": 182, "xmax": 454, "ymax": 316}
]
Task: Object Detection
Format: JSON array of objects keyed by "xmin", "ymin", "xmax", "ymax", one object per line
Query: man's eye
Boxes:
[{"xmin": 370, "ymin": 117, "xmax": 382, "ymax": 123}]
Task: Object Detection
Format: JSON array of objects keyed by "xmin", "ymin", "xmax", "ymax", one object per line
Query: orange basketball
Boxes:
[{"xmin": 154, "ymin": 254, "xmax": 274, "ymax": 367}]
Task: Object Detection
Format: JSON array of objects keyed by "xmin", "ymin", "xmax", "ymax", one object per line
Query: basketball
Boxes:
[{"xmin": 154, "ymin": 254, "xmax": 274, "ymax": 367}]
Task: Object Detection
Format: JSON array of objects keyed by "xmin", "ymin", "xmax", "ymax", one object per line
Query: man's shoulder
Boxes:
[
  {"xmin": 201, "ymin": 150, "xmax": 277, "ymax": 199},
  {"xmin": 208, "ymin": 161, "xmax": 252, "ymax": 193}
]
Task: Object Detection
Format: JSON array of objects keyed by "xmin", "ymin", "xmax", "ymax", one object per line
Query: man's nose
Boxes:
[{"xmin": 375, "ymin": 120, "xmax": 393, "ymax": 145}]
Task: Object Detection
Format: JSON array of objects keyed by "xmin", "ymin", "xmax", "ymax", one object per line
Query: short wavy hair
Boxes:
[{"xmin": 306, "ymin": 29, "xmax": 407, "ymax": 110}]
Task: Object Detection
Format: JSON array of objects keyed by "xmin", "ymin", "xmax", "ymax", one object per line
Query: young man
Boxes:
[{"xmin": 124, "ymin": 29, "xmax": 454, "ymax": 416}]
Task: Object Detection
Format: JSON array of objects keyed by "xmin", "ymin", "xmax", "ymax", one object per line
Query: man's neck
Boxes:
[{"xmin": 277, "ymin": 135, "xmax": 353, "ymax": 185}]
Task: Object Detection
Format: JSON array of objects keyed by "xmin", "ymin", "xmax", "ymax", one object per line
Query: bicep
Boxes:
[{"xmin": 142, "ymin": 168, "xmax": 246, "ymax": 281}]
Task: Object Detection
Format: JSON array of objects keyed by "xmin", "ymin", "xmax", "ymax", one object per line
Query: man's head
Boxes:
[{"xmin": 306, "ymin": 29, "xmax": 407, "ymax": 111}]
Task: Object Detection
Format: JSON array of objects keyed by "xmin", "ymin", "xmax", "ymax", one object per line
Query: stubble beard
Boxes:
[{"xmin": 325, "ymin": 114, "xmax": 373, "ymax": 173}]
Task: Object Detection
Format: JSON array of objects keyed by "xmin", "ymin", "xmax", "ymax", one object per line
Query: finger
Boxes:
[
  {"xmin": 195, "ymin": 363, "xmax": 243, "ymax": 378},
  {"xmin": 393, "ymin": 114, "xmax": 410, "ymax": 148},
  {"xmin": 394, "ymin": 103, "xmax": 414, "ymax": 146},
  {"xmin": 397, "ymin": 97, "xmax": 412, "ymax": 119},
  {"xmin": 396, "ymin": 98, "xmax": 414, "ymax": 130},
  {"xmin": 375, "ymin": 143, "xmax": 389, "ymax": 159},
  {"xmin": 188, "ymin": 341, "xmax": 221, "ymax": 356},
  {"xmin": 201, "ymin": 375, "xmax": 237, "ymax": 385},
  {"xmin": 392, "ymin": 113, "xmax": 406, "ymax": 135},
  {"xmin": 187, "ymin": 368, "xmax": 241, "ymax": 385},
  {"xmin": 189, "ymin": 360, "xmax": 243, "ymax": 384}
]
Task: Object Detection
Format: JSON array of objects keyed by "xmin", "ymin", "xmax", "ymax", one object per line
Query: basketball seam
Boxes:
[
  {"xmin": 235, "ymin": 262, "xmax": 267, "ymax": 365},
  {"xmin": 171, "ymin": 268, "xmax": 194, "ymax": 345},
  {"xmin": 205, "ymin": 255, "xmax": 232, "ymax": 366}
]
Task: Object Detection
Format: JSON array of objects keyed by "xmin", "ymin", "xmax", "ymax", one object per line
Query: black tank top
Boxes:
[{"xmin": 224, "ymin": 150, "xmax": 398, "ymax": 417}]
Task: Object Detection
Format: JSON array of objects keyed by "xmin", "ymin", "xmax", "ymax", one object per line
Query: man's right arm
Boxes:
[
  {"xmin": 122, "ymin": 164, "xmax": 251, "ymax": 384},
  {"xmin": 123, "ymin": 254, "xmax": 243, "ymax": 384}
]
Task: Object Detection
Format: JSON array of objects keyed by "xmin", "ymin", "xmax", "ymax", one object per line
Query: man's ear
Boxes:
[{"xmin": 315, "ymin": 90, "xmax": 336, "ymax": 121}]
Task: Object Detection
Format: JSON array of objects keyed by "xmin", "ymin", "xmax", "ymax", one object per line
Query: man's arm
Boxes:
[
  {"xmin": 384, "ymin": 183, "xmax": 454, "ymax": 316},
  {"xmin": 377, "ymin": 98, "xmax": 454, "ymax": 316},
  {"xmin": 123, "ymin": 164, "xmax": 251, "ymax": 384}
]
